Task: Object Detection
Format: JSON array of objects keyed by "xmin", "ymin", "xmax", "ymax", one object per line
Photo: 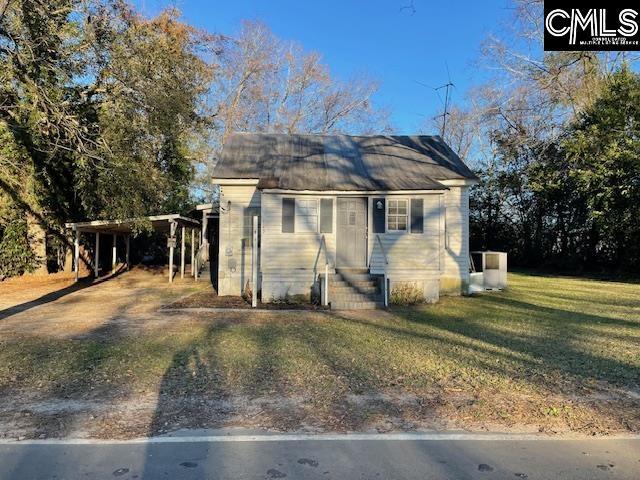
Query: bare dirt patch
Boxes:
[{"xmin": 164, "ymin": 291, "xmax": 327, "ymax": 310}]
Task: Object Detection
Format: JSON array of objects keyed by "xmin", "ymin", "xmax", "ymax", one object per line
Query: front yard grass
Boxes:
[{"xmin": 0, "ymin": 272, "xmax": 638, "ymax": 437}]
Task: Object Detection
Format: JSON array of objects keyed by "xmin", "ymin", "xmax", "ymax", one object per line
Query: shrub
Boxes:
[
  {"xmin": 270, "ymin": 293, "xmax": 309, "ymax": 305},
  {"xmin": 0, "ymin": 211, "xmax": 38, "ymax": 279},
  {"xmin": 390, "ymin": 282, "xmax": 424, "ymax": 305}
]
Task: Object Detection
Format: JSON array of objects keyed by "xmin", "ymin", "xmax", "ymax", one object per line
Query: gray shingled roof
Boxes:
[{"xmin": 213, "ymin": 133, "xmax": 477, "ymax": 191}]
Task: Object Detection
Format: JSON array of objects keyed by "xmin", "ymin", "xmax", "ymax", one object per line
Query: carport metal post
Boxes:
[
  {"xmin": 94, "ymin": 232, "xmax": 100, "ymax": 278},
  {"xmin": 191, "ymin": 228, "xmax": 195, "ymax": 277},
  {"xmin": 168, "ymin": 220, "xmax": 177, "ymax": 283},
  {"xmin": 112, "ymin": 233, "xmax": 117, "ymax": 274},
  {"xmin": 74, "ymin": 228, "xmax": 80, "ymax": 282},
  {"xmin": 180, "ymin": 225, "xmax": 185, "ymax": 279}
]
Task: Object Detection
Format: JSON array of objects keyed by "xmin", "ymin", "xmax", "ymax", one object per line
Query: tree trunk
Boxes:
[
  {"xmin": 26, "ymin": 213, "xmax": 49, "ymax": 275},
  {"xmin": 63, "ymin": 244, "xmax": 73, "ymax": 273}
]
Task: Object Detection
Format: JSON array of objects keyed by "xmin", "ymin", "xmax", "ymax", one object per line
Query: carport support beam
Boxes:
[
  {"xmin": 112, "ymin": 233, "xmax": 117, "ymax": 274},
  {"xmin": 94, "ymin": 232, "xmax": 100, "ymax": 278},
  {"xmin": 74, "ymin": 229, "xmax": 80, "ymax": 283},
  {"xmin": 180, "ymin": 225, "xmax": 185, "ymax": 279}
]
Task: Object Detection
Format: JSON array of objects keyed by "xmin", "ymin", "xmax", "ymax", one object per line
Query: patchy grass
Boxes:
[{"xmin": 0, "ymin": 272, "xmax": 638, "ymax": 438}]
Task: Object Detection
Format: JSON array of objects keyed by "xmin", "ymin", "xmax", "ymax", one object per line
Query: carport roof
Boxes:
[{"xmin": 65, "ymin": 214, "xmax": 200, "ymax": 234}]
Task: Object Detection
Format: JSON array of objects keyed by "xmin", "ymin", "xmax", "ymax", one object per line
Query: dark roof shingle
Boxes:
[{"xmin": 214, "ymin": 133, "xmax": 477, "ymax": 191}]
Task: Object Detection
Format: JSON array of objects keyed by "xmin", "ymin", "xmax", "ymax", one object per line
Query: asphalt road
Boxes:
[{"xmin": 0, "ymin": 435, "xmax": 638, "ymax": 480}]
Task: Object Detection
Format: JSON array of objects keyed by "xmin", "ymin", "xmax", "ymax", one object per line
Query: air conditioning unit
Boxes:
[{"xmin": 470, "ymin": 251, "xmax": 508, "ymax": 290}]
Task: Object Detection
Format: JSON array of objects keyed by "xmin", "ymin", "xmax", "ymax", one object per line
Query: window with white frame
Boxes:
[
  {"xmin": 295, "ymin": 198, "xmax": 318, "ymax": 232},
  {"xmin": 387, "ymin": 199, "xmax": 408, "ymax": 231}
]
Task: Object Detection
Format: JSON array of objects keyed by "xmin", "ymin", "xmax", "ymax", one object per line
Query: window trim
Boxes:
[{"xmin": 386, "ymin": 198, "xmax": 408, "ymax": 232}]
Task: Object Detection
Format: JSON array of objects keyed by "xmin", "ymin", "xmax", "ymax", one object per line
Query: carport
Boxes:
[{"xmin": 65, "ymin": 215, "xmax": 201, "ymax": 284}]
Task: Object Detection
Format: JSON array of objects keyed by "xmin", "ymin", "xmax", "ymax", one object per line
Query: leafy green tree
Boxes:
[
  {"xmin": 77, "ymin": 5, "xmax": 214, "ymax": 220},
  {"xmin": 1, "ymin": 1, "xmax": 214, "ymax": 276},
  {"xmin": 0, "ymin": 210, "xmax": 38, "ymax": 278},
  {"xmin": 563, "ymin": 66, "xmax": 640, "ymax": 269}
]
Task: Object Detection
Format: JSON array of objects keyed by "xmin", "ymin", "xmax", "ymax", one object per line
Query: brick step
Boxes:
[
  {"xmin": 332, "ymin": 274, "xmax": 374, "ymax": 283},
  {"xmin": 330, "ymin": 285, "xmax": 379, "ymax": 295},
  {"xmin": 331, "ymin": 300, "xmax": 382, "ymax": 310},
  {"xmin": 329, "ymin": 280, "xmax": 379, "ymax": 289},
  {"xmin": 331, "ymin": 293, "xmax": 383, "ymax": 303}
]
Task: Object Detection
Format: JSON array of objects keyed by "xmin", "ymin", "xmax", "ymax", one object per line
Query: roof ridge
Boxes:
[{"xmin": 228, "ymin": 132, "xmax": 442, "ymax": 139}]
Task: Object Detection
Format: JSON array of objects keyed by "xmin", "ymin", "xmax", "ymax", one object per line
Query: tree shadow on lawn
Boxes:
[
  {"xmin": 384, "ymin": 294, "xmax": 640, "ymax": 390},
  {"xmin": 0, "ymin": 266, "xmax": 128, "ymax": 321},
  {"xmin": 530, "ymin": 290, "xmax": 640, "ymax": 309},
  {"xmin": 144, "ymin": 288, "xmax": 640, "ymax": 441},
  {"xmin": 146, "ymin": 318, "xmax": 312, "ymax": 436},
  {"xmin": 512, "ymin": 268, "xmax": 640, "ymax": 285}
]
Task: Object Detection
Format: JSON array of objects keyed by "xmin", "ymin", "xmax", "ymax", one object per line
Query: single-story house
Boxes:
[{"xmin": 212, "ymin": 133, "xmax": 478, "ymax": 308}]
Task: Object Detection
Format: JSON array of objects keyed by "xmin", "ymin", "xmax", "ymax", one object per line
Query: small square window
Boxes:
[{"xmin": 388, "ymin": 199, "xmax": 408, "ymax": 232}]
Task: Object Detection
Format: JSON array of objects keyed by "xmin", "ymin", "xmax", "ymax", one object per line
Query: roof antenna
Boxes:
[{"xmin": 434, "ymin": 63, "xmax": 454, "ymax": 139}]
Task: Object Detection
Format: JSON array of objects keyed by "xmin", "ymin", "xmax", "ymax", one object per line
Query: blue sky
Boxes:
[{"xmin": 134, "ymin": 0, "xmax": 512, "ymax": 133}]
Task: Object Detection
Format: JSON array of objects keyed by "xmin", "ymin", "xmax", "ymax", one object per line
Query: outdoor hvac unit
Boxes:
[{"xmin": 470, "ymin": 251, "xmax": 508, "ymax": 290}]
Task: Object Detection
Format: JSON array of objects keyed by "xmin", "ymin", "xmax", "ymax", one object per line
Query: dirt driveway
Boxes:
[{"xmin": 0, "ymin": 267, "xmax": 209, "ymax": 339}]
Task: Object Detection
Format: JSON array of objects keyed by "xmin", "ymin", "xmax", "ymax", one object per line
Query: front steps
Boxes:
[{"xmin": 328, "ymin": 269, "xmax": 384, "ymax": 310}]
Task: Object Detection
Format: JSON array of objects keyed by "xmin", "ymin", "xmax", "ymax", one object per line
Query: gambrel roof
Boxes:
[{"xmin": 214, "ymin": 133, "xmax": 477, "ymax": 191}]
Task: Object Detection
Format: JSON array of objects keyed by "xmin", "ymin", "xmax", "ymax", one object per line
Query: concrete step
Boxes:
[{"xmin": 331, "ymin": 300, "xmax": 382, "ymax": 310}]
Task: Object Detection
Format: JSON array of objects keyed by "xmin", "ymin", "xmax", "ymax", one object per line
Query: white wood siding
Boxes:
[
  {"xmin": 441, "ymin": 186, "xmax": 471, "ymax": 294},
  {"xmin": 368, "ymin": 194, "xmax": 443, "ymax": 273},
  {"xmin": 217, "ymin": 184, "xmax": 261, "ymax": 295},
  {"xmin": 216, "ymin": 184, "xmax": 470, "ymax": 300},
  {"xmin": 261, "ymin": 193, "xmax": 336, "ymax": 269}
]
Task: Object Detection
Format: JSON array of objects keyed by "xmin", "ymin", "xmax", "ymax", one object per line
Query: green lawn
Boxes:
[{"xmin": 1, "ymin": 272, "xmax": 639, "ymax": 436}]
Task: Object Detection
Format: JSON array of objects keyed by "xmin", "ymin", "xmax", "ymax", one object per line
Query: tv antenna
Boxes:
[
  {"xmin": 414, "ymin": 64, "xmax": 455, "ymax": 139},
  {"xmin": 434, "ymin": 79, "xmax": 453, "ymax": 139}
]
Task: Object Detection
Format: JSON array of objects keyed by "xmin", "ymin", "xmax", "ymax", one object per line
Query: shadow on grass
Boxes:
[
  {"xmin": 0, "ymin": 266, "xmax": 129, "ymax": 321},
  {"xmin": 4, "ymin": 271, "xmax": 639, "ymax": 478},
  {"xmin": 388, "ymin": 294, "xmax": 640, "ymax": 389}
]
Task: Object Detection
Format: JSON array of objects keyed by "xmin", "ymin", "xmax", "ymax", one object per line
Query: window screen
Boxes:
[
  {"xmin": 388, "ymin": 199, "xmax": 408, "ymax": 231},
  {"xmin": 295, "ymin": 199, "xmax": 318, "ymax": 233}
]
